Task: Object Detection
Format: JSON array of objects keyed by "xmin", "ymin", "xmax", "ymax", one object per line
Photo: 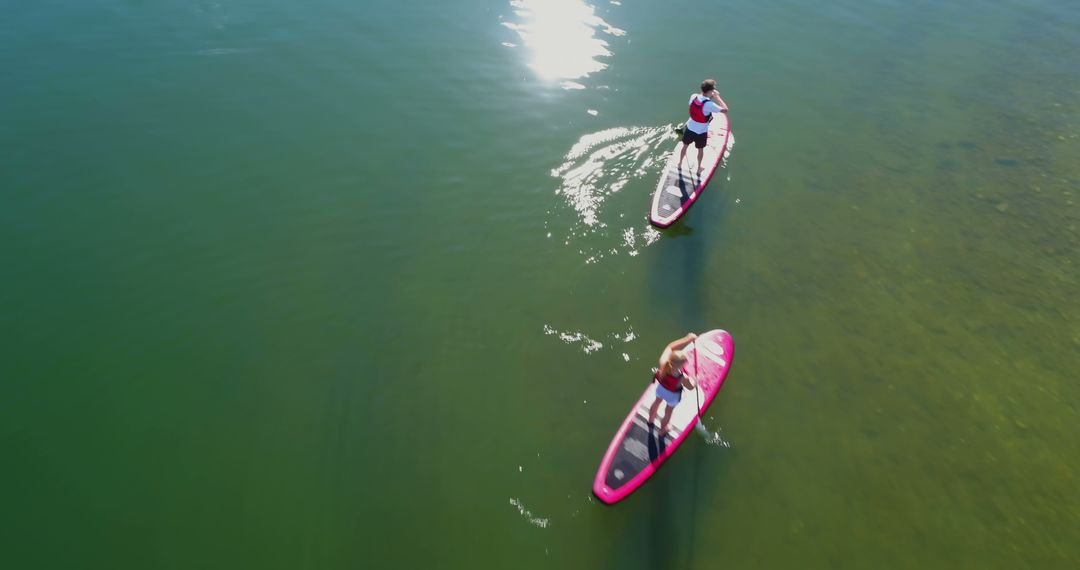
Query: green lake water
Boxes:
[{"xmin": 2, "ymin": 0, "xmax": 1078, "ymax": 568}]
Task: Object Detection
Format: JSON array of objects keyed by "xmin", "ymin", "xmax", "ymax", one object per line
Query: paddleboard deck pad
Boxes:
[
  {"xmin": 592, "ymin": 329, "xmax": 733, "ymax": 505},
  {"xmin": 649, "ymin": 100, "xmax": 733, "ymax": 228}
]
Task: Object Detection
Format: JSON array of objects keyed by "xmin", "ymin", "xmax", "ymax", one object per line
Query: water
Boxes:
[{"xmin": 2, "ymin": 0, "xmax": 1078, "ymax": 568}]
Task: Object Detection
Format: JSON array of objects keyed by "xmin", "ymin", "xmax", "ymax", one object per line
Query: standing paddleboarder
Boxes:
[
  {"xmin": 678, "ymin": 79, "xmax": 728, "ymax": 174},
  {"xmin": 647, "ymin": 333, "xmax": 698, "ymax": 435},
  {"xmin": 593, "ymin": 329, "xmax": 734, "ymax": 504}
]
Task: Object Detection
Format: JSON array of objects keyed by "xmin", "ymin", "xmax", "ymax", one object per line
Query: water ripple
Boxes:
[
  {"xmin": 509, "ymin": 497, "xmax": 549, "ymax": 528},
  {"xmin": 548, "ymin": 125, "xmax": 670, "ymax": 262},
  {"xmin": 542, "ymin": 317, "xmax": 639, "ymax": 359}
]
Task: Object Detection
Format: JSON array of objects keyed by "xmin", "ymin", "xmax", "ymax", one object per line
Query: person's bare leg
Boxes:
[
  {"xmin": 647, "ymin": 396, "xmax": 664, "ymax": 426},
  {"xmin": 696, "ymin": 147, "xmax": 705, "ymax": 174},
  {"xmin": 678, "ymin": 143, "xmax": 689, "ymax": 167},
  {"xmin": 659, "ymin": 404, "xmax": 675, "ymax": 436}
]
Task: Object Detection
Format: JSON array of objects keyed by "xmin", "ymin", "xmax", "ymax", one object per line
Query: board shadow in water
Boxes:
[
  {"xmin": 645, "ymin": 451, "xmax": 678, "ymax": 569},
  {"xmin": 661, "ymin": 222, "xmax": 695, "ymax": 239},
  {"xmin": 597, "ymin": 429, "xmax": 734, "ymax": 569},
  {"xmin": 648, "ymin": 218, "xmax": 707, "ymax": 325},
  {"xmin": 650, "ymin": 174, "xmax": 736, "ymax": 325},
  {"xmin": 641, "ymin": 439, "xmax": 735, "ymax": 569}
]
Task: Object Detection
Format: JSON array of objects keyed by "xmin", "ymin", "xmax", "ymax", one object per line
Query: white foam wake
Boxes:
[
  {"xmin": 694, "ymin": 420, "xmax": 731, "ymax": 447},
  {"xmin": 541, "ymin": 317, "xmax": 640, "ymax": 359},
  {"xmin": 509, "ymin": 498, "xmax": 550, "ymax": 528}
]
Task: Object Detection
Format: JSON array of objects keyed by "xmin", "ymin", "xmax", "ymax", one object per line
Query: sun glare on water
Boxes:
[{"xmin": 502, "ymin": 0, "xmax": 625, "ymax": 83}]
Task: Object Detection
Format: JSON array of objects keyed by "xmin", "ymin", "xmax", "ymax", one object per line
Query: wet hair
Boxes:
[{"xmin": 700, "ymin": 79, "xmax": 717, "ymax": 94}]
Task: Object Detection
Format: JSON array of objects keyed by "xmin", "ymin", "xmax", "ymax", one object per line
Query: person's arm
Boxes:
[
  {"xmin": 659, "ymin": 333, "xmax": 698, "ymax": 366},
  {"xmin": 707, "ymin": 92, "xmax": 728, "ymax": 113},
  {"xmin": 681, "ymin": 373, "xmax": 696, "ymax": 391},
  {"xmin": 667, "ymin": 332, "xmax": 697, "ymax": 352}
]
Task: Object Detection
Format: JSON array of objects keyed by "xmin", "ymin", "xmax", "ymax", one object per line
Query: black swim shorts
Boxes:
[{"xmin": 681, "ymin": 128, "xmax": 708, "ymax": 149}]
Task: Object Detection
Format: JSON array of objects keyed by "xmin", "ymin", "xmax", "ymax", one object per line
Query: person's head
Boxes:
[
  {"xmin": 700, "ymin": 79, "xmax": 717, "ymax": 95},
  {"xmin": 664, "ymin": 350, "xmax": 688, "ymax": 374}
]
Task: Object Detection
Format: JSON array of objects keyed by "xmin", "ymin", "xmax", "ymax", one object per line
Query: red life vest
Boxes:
[
  {"xmin": 689, "ymin": 96, "xmax": 712, "ymax": 124},
  {"xmin": 654, "ymin": 368, "xmax": 684, "ymax": 392}
]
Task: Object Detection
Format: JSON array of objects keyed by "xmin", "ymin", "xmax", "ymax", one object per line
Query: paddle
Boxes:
[{"xmin": 693, "ymin": 338, "xmax": 702, "ymax": 418}]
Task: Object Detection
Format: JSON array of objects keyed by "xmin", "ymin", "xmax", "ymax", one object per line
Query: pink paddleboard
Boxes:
[
  {"xmin": 592, "ymin": 329, "xmax": 734, "ymax": 505},
  {"xmin": 649, "ymin": 99, "xmax": 734, "ymax": 228}
]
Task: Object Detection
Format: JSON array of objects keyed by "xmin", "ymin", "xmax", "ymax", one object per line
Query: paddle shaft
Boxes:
[{"xmin": 693, "ymin": 339, "xmax": 702, "ymax": 419}]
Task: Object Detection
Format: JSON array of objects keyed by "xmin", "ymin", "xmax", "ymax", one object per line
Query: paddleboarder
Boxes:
[
  {"xmin": 647, "ymin": 333, "xmax": 698, "ymax": 435},
  {"xmin": 678, "ymin": 79, "xmax": 728, "ymax": 174}
]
